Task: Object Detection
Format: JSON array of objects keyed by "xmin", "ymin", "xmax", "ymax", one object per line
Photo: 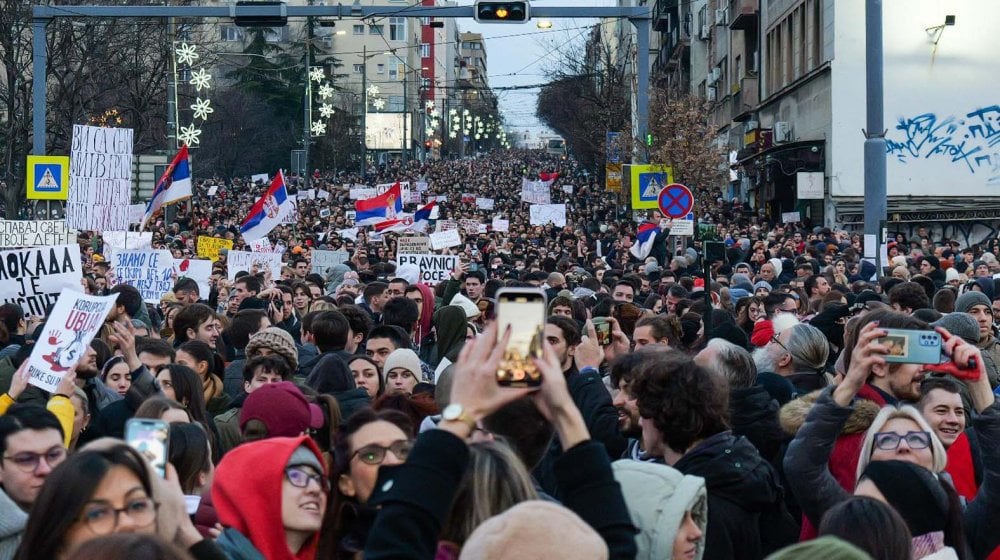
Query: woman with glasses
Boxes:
[
  {"xmin": 318, "ymin": 409, "xmax": 413, "ymax": 559},
  {"xmin": 16, "ymin": 443, "xmax": 222, "ymax": 560},
  {"xmin": 213, "ymin": 435, "xmax": 327, "ymax": 560}
]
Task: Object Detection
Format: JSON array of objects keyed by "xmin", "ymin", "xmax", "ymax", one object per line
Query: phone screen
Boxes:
[
  {"xmin": 496, "ymin": 289, "xmax": 547, "ymax": 386},
  {"xmin": 125, "ymin": 419, "xmax": 170, "ymax": 478}
]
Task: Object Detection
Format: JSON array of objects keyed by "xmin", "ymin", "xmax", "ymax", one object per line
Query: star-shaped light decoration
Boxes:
[
  {"xmin": 371, "ymin": 97, "xmax": 386, "ymax": 111},
  {"xmin": 309, "ymin": 67, "xmax": 325, "ymax": 83},
  {"xmin": 175, "ymin": 43, "xmax": 199, "ymax": 66},
  {"xmin": 430, "ymin": 109, "xmax": 440, "ymax": 119},
  {"xmin": 318, "ymin": 83, "xmax": 334, "ymax": 99},
  {"xmin": 425, "ymin": 100, "xmax": 435, "ymax": 109},
  {"xmin": 366, "ymin": 84, "xmax": 380, "ymax": 97},
  {"xmin": 449, "ymin": 108, "xmax": 458, "ymax": 115},
  {"xmin": 430, "ymin": 119, "xmax": 439, "ymax": 129},
  {"xmin": 189, "ymin": 68, "xmax": 212, "ymax": 91},
  {"xmin": 475, "ymin": 134, "xmax": 482, "ymax": 140},
  {"xmin": 311, "ymin": 120, "xmax": 327, "ymax": 135},
  {"xmin": 449, "ymin": 131, "xmax": 457, "ymax": 138},
  {"xmin": 178, "ymin": 124, "xmax": 202, "ymax": 145},
  {"xmin": 319, "ymin": 103, "xmax": 335, "ymax": 118},
  {"xmin": 190, "ymin": 97, "xmax": 214, "ymax": 120}
]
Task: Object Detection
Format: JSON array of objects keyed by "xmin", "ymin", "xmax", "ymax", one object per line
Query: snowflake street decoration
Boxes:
[
  {"xmin": 371, "ymin": 97, "xmax": 386, "ymax": 111},
  {"xmin": 189, "ymin": 68, "xmax": 212, "ymax": 91},
  {"xmin": 430, "ymin": 109, "xmax": 440, "ymax": 119},
  {"xmin": 311, "ymin": 120, "xmax": 327, "ymax": 135},
  {"xmin": 425, "ymin": 100, "xmax": 435, "ymax": 110},
  {"xmin": 309, "ymin": 67, "xmax": 325, "ymax": 83},
  {"xmin": 175, "ymin": 43, "xmax": 199, "ymax": 66},
  {"xmin": 430, "ymin": 119, "xmax": 439, "ymax": 129},
  {"xmin": 366, "ymin": 84, "xmax": 380, "ymax": 97},
  {"xmin": 319, "ymin": 103, "xmax": 335, "ymax": 118},
  {"xmin": 449, "ymin": 131, "xmax": 457, "ymax": 138},
  {"xmin": 190, "ymin": 97, "xmax": 214, "ymax": 120},
  {"xmin": 178, "ymin": 124, "xmax": 202, "ymax": 146},
  {"xmin": 318, "ymin": 83, "xmax": 334, "ymax": 99}
]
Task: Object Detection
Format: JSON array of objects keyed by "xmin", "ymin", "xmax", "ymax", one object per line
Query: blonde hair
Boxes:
[{"xmin": 856, "ymin": 405, "xmax": 947, "ymax": 481}]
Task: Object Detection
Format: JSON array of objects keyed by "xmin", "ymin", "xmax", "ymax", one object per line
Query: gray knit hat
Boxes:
[
  {"xmin": 246, "ymin": 327, "xmax": 299, "ymax": 370},
  {"xmin": 955, "ymin": 291, "xmax": 992, "ymax": 315},
  {"xmin": 932, "ymin": 313, "xmax": 981, "ymax": 345},
  {"xmin": 753, "ymin": 281, "xmax": 773, "ymax": 293}
]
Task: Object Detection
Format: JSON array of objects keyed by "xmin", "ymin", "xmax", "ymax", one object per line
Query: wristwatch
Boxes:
[{"xmin": 441, "ymin": 403, "xmax": 477, "ymax": 431}]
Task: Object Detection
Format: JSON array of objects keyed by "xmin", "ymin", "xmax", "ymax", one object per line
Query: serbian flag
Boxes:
[
  {"xmin": 374, "ymin": 215, "xmax": 415, "ymax": 233},
  {"xmin": 355, "ymin": 182, "xmax": 403, "ymax": 225},
  {"xmin": 539, "ymin": 172, "xmax": 560, "ymax": 182},
  {"xmin": 240, "ymin": 170, "xmax": 293, "ymax": 241},
  {"xmin": 141, "ymin": 145, "xmax": 192, "ymax": 229},
  {"xmin": 630, "ymin": 222, "xmax": 661, "ymax": 260}
]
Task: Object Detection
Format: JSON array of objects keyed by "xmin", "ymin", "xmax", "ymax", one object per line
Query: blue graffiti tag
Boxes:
[{"xmin": 886, "ymin": 106, "xmax": 1000, "ymax": 183}]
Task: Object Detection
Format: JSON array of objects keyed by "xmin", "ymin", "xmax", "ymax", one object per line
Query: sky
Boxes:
[{"xmin": 455, "ymin": 0, "xmax": 618, "ymax": 143}]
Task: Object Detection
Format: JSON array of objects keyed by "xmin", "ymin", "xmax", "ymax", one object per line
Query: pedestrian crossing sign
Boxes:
[
  {"xmin": 629, "ymin": 164, "xmax": 674, "ymax": 210},
  {"xmin": 26, "ymin": 155, "xmax": 70, "ymax": 201}
]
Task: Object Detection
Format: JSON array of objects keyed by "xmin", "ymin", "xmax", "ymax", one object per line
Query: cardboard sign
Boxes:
[
  {"xmin": 429, "ymin": 229, "xmax": 462, "ymax": 250},
  {"xmin": 311, "ymin": 250, "xmax": 350, "ymax": 275},
  {"xmin": 0, "ymin": 245, "xmax": 83, "ymax": 317},
  {"xmin": 67, "ymin": 125, "xmax": 133, "ymax": 231},
  {"xmin": 781, "ymin": 211, "xmax": 801, "ymax": 223},
  {"xmin": 25, "ymin": 289, "xmax": 118, "ymax": 392},
  {"xmin": 197, "ymin": 236, "xmax": 233, "ymax": 262},
  {"xmin": 0, "ymin": 221, "xmax": 77, "ymax": 247},
  {"xmin": 248, "ymin": 238, "xmax": 272, "ymax": 253},
  {"xmin": 436, "ymin": 220, "xmax": 458, "ymax": 232},
  {"xmin": 128, "ymin": 204, "xmax": 146, "ymax": 225},
  {"xmin": 492, "ymin": 217, "xmax": 510, "ymax": 232},
  {"xmin": 475, "ymin": 197, "xmax": 495, "ymax": 210},
  {"xmin": 459, "ymin": 219, "xmax": 481, "ymax": 235},
  {"xmin": 227, "ymin": 250, "xmax": 283, "ymax": 281},
  {"xmin": 396, "ymin": 253, "xmax": 459, "ymax": 285},
  {"xmin": 173, "ymin": 258, "xmax": 212, "ymax": 300},
  {"xmin": 110, "ymin": 250, "xmax": 174, "ymax": 303},
  {"xmin": 103, "ymin": 231, "xmax": 152, "ymax": 251},
  {"xmin": 529, "ymin": 204, "xmax": 567, "ymax": 227},
  {"xmin": 397, "ymin": 236, "xmax": 430, "ymax": 255}
]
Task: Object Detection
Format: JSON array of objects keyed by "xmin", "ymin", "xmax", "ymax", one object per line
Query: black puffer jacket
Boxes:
[
  {"xmin": 674, "ymin": 431, "xmax": 798, "ymax": 560},
  {"xmin": 729, "ymin": 386, "xmax": 788, "ymax": 466}
]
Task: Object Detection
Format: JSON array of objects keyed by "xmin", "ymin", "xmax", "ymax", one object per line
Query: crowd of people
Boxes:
[{"xmin": 4, "ymin": 149, "xmax": 1000, "ymax": 559}]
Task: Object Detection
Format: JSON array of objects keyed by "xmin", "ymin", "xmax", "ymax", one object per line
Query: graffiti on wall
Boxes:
[
  {"xmin": 891, "ymin": 220, "xmax": 1000, "ymax": 249},
  {"xmin": 886, "ymin": 105, "xmax": 1000, "ymax": 184}
]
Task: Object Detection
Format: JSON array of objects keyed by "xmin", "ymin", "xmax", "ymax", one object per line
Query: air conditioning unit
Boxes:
[
  {"xmin": 745, "ymin": 121, "xmax": 759, "ymax": 134},
  {"xmin": 711, "ymin": 67, "xmax": 721, "ymax": 82},
  {"xmin": 714, "ymin": 8, "xmax": 727, "ymax": 25},
  {"xmin": 700, "ymin": 24, "xmax": 710, "ymax": 40},
  {"xmin": 706, "ymin": 72, "xmax": 715, "ymax": 85},
  {"xmin": 774, "ymin": 121, "xmax": 792, "ymax": 143},
  {"xmin": 707, "ymin": 86, "xmax": 717, "ymax": 101}
]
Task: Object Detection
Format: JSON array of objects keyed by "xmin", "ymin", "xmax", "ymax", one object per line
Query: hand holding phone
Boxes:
[
  {"xmin": 495, "ymin": 288, "xmax": 547, "ymax": 387},
  {"xmin": 592, "ymin": 317, "xmax": 612, "ymax": 346},
  {"xmin": 125, "ymin": 418, "xmax": 170, "ymax": 478}
]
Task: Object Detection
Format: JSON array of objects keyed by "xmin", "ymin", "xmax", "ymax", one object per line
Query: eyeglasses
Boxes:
[
  {"xmin": 874, "ymin": 431, "xmax": 932, "ymax": 451},
  {"xmin": 78, "ymin": 497, "xmax": 158, "ymax": 535},
  {"xmin": 770, "ymin": 334, "xmax": 790, "ymax": 354},
  {"xmin": 3, "ymin": 446, "xmax": 67, "ymax": 473},
  {"xmin": 285, "ymin": 466, "xmax": 330, "ymax": 493},
  {"xmin": 352, "ymin": 440, "xmax": 413, "ymax": 465}
]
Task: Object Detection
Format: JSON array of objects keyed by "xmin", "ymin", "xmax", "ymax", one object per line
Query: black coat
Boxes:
[
  {"xmin": 674, "ymin": 431, "xmax": 798, "ymax": 560},
  {"xmin": 729, "ymin": 386, "xmax": 789, "ymax": 466}
]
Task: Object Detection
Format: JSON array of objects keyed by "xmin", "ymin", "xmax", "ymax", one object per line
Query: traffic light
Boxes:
[
  {"xmin": 474, "ymin": 1, "xmax": 530, "ymax": 23},
  {"xmin": 646, "ymin": 133, "xmax": 654, "ymax": 146}
]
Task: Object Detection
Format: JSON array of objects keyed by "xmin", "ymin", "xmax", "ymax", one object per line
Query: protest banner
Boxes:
[
  {"xmin": 781, "ymin": 211, "xmax": 801, "ymax": 223},
  {"xmin": 0, "ymin": 245, "xmax": 83, "ymax": 317},
  {"xmin": 436, "ymin": 220, "xmax": 458, "ymax": 232},
  {"xmin": 562, "ymin": 184, "xmax": 574, "ymax": 194},
  {"xmin": 529, "ymin": 204, "xmax": 568, "ymax": 227},
  {"xmin": 301, "ymin": 189, "xmax": 316, "ymax": 200},
  {"xmin": 173, "ymin": 258, "xmax": 212, "ymax": 299},
  {"xmin": 197, "ymin": 236, "xmax": 233, "ymax": 262},
  {"xmin": 415, "ymin": 181, "xmax": 428, "ymax": 192},
  {"xmin": 110, "ymin": 250, "xmax": 173, "ymax": 303},
  {"xmin": 249, "ymin": 238, "xmax": 272, "ymax": 252},
  {"xmin": 430, "ymin": 229, "xmax": 462, "ymax": 250},
  {"xmin": 311, "ymin": 250, "xmax": 350, "ymax": 275},
  {"xmin": 520, "ymin": 178, "xmax": 552, "ymax": 204},
  {"xmin": 251, "ymin": 173, "xmax": 269, "ymax": 183},
  {"xmin": 25, "ymin": 289, "xmax": 118, "ymax": 392},
  {"xmin": 475, "ymin": 197, "xmax": 495, "ymax": 210},
  {"xmin": 407, "ymin": 191, "xmax": 422, "ymax": 204},
  {"xmin": 478, "ymin": 224, "xmax": 488, "ymax": 234},
  {"xmin": 103, "ymin": 231, "xmax": 153, "ymax": 251},
  {"xmin": 376, "ymin": 181, "xmax": 411, "ymax": 205},
  {"xmin": 282, "ymin": 195, "xmax": 301, "ymax": 225},
  {"xmin": 317, "ymin": 189, "xmax": 331, "ymax": 201},
  {"xmin": 227, "ymin": 250, "xmax": 283, "ymax": 281},
  {"xmin": 349, "ymin": 187, "xmax": 377, "ymax": 200},
  {"xmin": 0, "ymin": 220, "xmax": 76, "ymax": 247},
  {"xmin": 491, "ymin": 217, "xmax": 510, "ymax": 232},
  {"xmin": 128, "ymin": 204, "xmax": 146, "ymax": 225},
  {"xmin": 396, "ymin": 254, "xmax": 459, "ymax": 285},
  {"xmin": 459, "ymin": 219, "xmax": 481, "ymax": 235},
  {"xmin": 397, "ymin": 235, "xmax": 430, "ymax": 256},
  {"xmin": 67, "ymin": 125, "xmax": 133, "ymax": 231}
]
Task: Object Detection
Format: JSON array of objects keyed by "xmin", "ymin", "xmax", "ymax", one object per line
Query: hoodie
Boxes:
[
  {"xmin": 213, "ymin": 436, "xmax": 326, "ymax": 560},
  {"xmin": 432, "ymin": 306, "xmax": 467, "ymax": 378},
  {"xmin": 0, "ymin": 488, "xmax": 26, "ymax": 560}
]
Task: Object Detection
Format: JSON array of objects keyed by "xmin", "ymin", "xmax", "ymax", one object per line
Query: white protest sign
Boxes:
[
  {"xmin": 459, "ymin": 219, "xmax": 481, "ymax": 235},
  {"xmin": 562, "ymin": 184, "xmax": 574, "ymax": 194},
  {"xmin": 249, "ymin": 238, "xmax": 272, "ymax": 252},
  {"xmin": 301, "ymin": 189, "xmax": 316, "ymax": 200},
  {"xmin": 397, "ymin": 236, "xmax": 430, "ymax": 255},
  {"xmin": 26, "ymin": 289, "xmax": 118, "ymax": 392},
  {"xmin": 0, "ymin": 221, "xmax": 76, "ymax": 247},
  {"xmin": 529, "ymin": 204, "xmax": 567, "ymax": 227},
  {"xmin": 103, "ymin": 231, "xmax": 153, "ymax": 251},
  {"xmin": 436, "ymin": 220, "xmax": 458, "ymax": 232},
  {"xmin": 475, "ymin": 197, "xmax": 495, "ymax": 210},
  {"xmin": 282, "ymin": 195, "xmax": 300, "ymax": 225},
  {"xmin": 227, "ymin": 250, "xmax": 283, "ymax": 281},
  {"xmin": 311, "ymin": 250, "xmax": 350, "ymax": 274},
  {"xmin": 317, "ymin": 189, "xmax": 331, "ymax": 201},
  {"xmin": 415, "ymin": 181, "xmax": 428, "ymax": 192},
  {"xmin": 492, "ymin": 217, "xmax": 510, "ymax": 232},
  {"xmin": 520, "ymin": 178, "xmax": 552, "ymax": 204},
  {"xmin": 345, "ymin": 211, "xmax": 356, "ymax": 224},
  {"xmin": 67, "ymin": 125, "xmax": 133, "ymax": 231},
  {"xmin": 128, "ymin": 204, "xmax": 146, "ymax": 225},
  {"xmin": 349, "ymin": 187, "xmax": 377, "ymax": 200},
  {"xmin": 781, "ymin": 211, "xmax": 801, "ymax": 223},
  {"xmin": 207, "ymin": 185, "xmax": 219, "ymax": 197},
  {"xmin": 396, "ymin": 254, "xmax": 459, "ymax": 285},
  {"xmin": 319, "ymin": 208, "xmax": 331, "ymax": 218},
  {"xmin": 669, "ymin": 219, "xmax": 694, "ymax": 236},
  {"xmin": 428, "ymin": 195, "xmax": 447, "ymax": 203},
  {"xmin": 0, "ymin": 245, "xmax": 83, "ymax": 317},
  {"xmin": 110, "ymin": 250, "xmax": 174, "ymax": 303},
  {"xmin": 173, "ymin": 258, "xmax": 212, "ymax": 300},
  {"xmin": 430, "ymin": 229, "xmax": 462, "ymax": 250},
  {"xmin": 251, "ymin": 173, "xmax": 269, "ymax": 183},
  {"xmin": 337, "ymin": 228, "xmax": 359, "ymax": 241}
]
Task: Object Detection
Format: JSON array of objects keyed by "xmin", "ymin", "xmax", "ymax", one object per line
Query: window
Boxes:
[
  {"xmin": 389, "ymin": 17, "xmax": 407, "ymax": 41},
  {"xmin": 220, "ymin": 26, "xmax": 244, "ymax": 42},
  {"xmin": 264, "ymin": 28, "xmax": 287, "ymax": 43},
  {"xmin": 353, "ymin": 64, "xmax": 364, "ymax": 73},
  {"xmin": 421, "ymin": 77, "xmax": 431, "ymax": 89},
  {"xmin": 420, "ymin": 43, "xmax": 431, "ymax": 58},
  {"xmin": 369, "ymin": 24, "xmax": 384, "ymax": 35},
  {"xmin": 421, "ymin": 17, "xmax": 431, "ymax": 25},
  {"xmin": 765, "ymin": 0, "xmax": 823, "ymax": 97},
  {"xmin": 353, "ymin": 24, "xmax": 365, "ymax": 35},
  {"xmin": 376, "ymin": 63, "xmax": 386, "ymax": 74}
]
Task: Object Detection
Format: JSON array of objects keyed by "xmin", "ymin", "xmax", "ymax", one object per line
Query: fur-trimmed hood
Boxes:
[{"xmin": 779, "ymin": 390, "xmax": 881, "ymax": 436}]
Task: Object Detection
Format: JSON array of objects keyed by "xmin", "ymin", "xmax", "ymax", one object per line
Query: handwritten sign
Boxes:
[
  {"xmin": 781, "ymin": 211, "xmax": 801, "ymax": 223},
  {"xmin": 227, "ymin": 250, "xmax": 283, "ymax": 281},
  {"xmin": 475, "ymin": 197, "xmax": 495, "ymax": 210},
  {"xmin": 173, "ymin": 258, "xmax": 212, "ymax": 300},
  {"xmin": 461, "ymin": 193, "xmax": 476, "ymax": 204},
  {"xmin": 396, "ymin": 254, "xmax": 459, "ymax": 285},
  {"xmin": 26, "ymin": 289, "xmax": 118, "ymax": 392},
  {"xmin": 311, "ymin": 250, "xmax": 350, "ymax": 275},
  {"xmin": 197, "ymin": 236, "xmax": 233, "ymax": 262},
  {"xmin": 459, "ymin": 219, "xmax": 481, "ymax": 235},
  {"xmin": 492, "ymin": 217, "xmax": 510, "ymax": 232},
  {"xmin": 436, "ymin": 220, "xmax": 458, "ymax": 232},
  {"xmin": 0, "ymin": 245, "xmax": 83, "ymax": 317},
  {"xmin": 397, "ymin": 236, "xmax": 430, "ymax": 256},
  {"xmin": 529, "ymin": 204, "xmax": 567, "ymax": 227},
  {"xmin": 430, "ymin": 229, "xmax": 462, "ymax": 250},
  {"xmin": 251, "ymin": 173, "xmax": 269, "ymax": 183},
  {"xmin": 67, "ymin": 125, "xmax": 133, "ymax": 231},
  {"xmin": 111, "ymin": 250, "xmax": 173, "ymax": 303},
  {"xmin": 0, "ymin": 221, "xmax": 76, "ymax": 247}
]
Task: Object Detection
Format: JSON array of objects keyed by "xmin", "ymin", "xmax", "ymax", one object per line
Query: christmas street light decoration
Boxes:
[
  {"xmin": 309, "ymin": 67, "xmax": 325, "ymax": 83},
  {"xmin": 175, "ymin": 43, "xmax": 199, "ymax": 66},
  {"xmin": 318, "ymin": 83, "xmax": 334, "ymax": 99},
  {"xmin": 190, "ymin": 98, "xmax": 213, "ymax": 120},
  {"xmin": 311, "ymin": 120, "xmax": 327, "ymax": 135},
  {"xmin": 319, "ymin": 103, "xmax": 335, "ymax": 118},
  {"xmin": 189, "ymin": 68, "xmax": 212, "ymax": 91},
  {"xmin": 178, "ymin": 124, "xmax": 202, "ymax": 145}
]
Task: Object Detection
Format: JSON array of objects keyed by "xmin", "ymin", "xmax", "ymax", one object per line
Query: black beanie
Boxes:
[{"xmin": 860, "ymin": 460, "xmax": 948, "ymax": 537}]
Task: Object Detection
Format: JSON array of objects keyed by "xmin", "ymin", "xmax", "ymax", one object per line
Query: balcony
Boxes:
[
  {"xmin": 729, "ymin": 0, "xmax": 758, "ymax": 30},
  {"xmin": 732, "ymin": 75, "xmax": 759, "ymax": 121}
]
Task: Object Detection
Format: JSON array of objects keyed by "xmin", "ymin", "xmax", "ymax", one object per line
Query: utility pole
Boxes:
[
  {"xmin": 863, "ymin": 0, "xmax": 886, "ymax": 277},
  {"xmin": 402, "ymin": 73, "xmax": 408, "ymax": 164},
  {"xmin": 166, "ymin": 17, "xmax": 178, "ymax": 151},
  {"xmin": 361, "ymin": 45, "xmax": 367, "ymax": 179},
  {"xmin": 303, "ymin": 0, "xmax": 314, "ymax": 189}
]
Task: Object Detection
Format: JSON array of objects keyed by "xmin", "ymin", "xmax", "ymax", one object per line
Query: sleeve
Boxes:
[
  {"xmin": 441, "ymin": 277, "xmax": 461, "ymax": 308},
  {"xmin": 124, "ymin": 365, "xmax": 157, "ymax": 410},
  {"xmin": 46, "ymin": 395, "xmax": 74, "ymax": 447},
  {"xmin": 187, "ymin": 539, "xmax": 229, "ymax": 560},
  {"xmin": 568, "ymin": 368, "xmax": 627, "ymax": 459},
  {"xmin": 782, "ymin": 386, "xmax": 853, "ymax": 527},
  {"xmin": 962, "ymin": 399, "xmax": 1000, "ymax": 559},
  {"xmin": 553, "ymin": 441, "xmax": 637, "ymax": 560},
  {"xmin": 0, "ymin": 393, "xmax": 14, "ymax": 416},
  {"xmin": 364, "ymin": 429, "xmax": 470, "ymax": 560}
]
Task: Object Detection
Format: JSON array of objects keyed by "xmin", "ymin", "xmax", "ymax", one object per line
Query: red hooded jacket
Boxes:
[{"xmin": 213, "ymin": 436, "xmax": 326, "ymax": 560}]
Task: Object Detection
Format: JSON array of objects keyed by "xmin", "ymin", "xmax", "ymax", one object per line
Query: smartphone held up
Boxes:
[
  {"xmin": 125, "ymin": 418, "xmax": 170, "ymax": 478},
  {"xmin": 495, "ymin": 288, "xmax": 547, "ymax": 387}
]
